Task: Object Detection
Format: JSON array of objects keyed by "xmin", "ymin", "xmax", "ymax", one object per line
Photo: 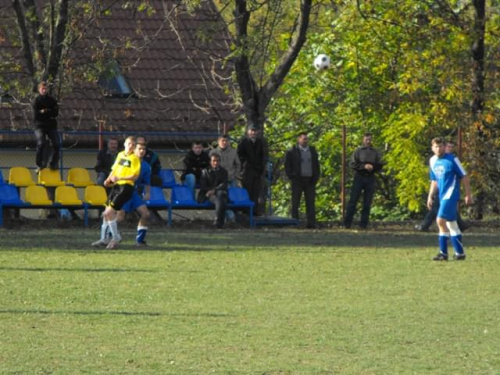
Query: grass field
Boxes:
[{"xmin": 1, "ymin": 224, "xmax": 499, "ymax": 374}]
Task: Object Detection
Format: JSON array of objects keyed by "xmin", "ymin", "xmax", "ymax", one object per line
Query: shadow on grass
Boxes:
[
  {"xmin": 0, "ymin": 267, "xmax": 156, "ymax": 273},
  {"xmin": 0, "ymin": 309, "xmax": 231, "ymax": 318},
  {"xmin": 0, "ymin": 227, "xmax": 498, "ymax": 251}
]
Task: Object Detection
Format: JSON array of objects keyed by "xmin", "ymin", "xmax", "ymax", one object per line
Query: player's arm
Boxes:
[
  {"xmin": 427, "ymin": 181, "xmax": 437, "ymax": 210},
  {"xmin": 462, "ymin": 175, "xmax": 473, "ymax": 206}
]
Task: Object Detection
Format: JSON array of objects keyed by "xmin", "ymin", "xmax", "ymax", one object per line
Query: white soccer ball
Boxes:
[{"xmin": 314, "ymin": 54, "xmax": 331, "ymax": 70}]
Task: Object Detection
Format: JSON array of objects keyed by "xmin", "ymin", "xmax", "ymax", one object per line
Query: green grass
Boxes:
[{"xmin": 1, "ymin": 226, "xmax": 499, "ymax": 374}]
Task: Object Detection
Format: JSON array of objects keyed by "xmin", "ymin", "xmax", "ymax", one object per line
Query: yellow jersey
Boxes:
[{"xmin": 111, "ymin": 151, "xmax": 141, "ymax": 186}]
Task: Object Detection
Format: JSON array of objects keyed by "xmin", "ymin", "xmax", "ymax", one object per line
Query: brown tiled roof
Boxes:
[{"xmin": 0, "ymin": 0, "xmax": 238, "ymax": 146}]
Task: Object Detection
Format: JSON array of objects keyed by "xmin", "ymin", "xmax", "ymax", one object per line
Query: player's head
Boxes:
[
  {"xmin": 210, "ymin": 153, "xmax": 220, "ymax": 169},
  {"xmin": 297, "ymin": 132, "xmax": 309, "ymax": 147},
  {"xmin": 124, "ymin": 136, "xmax": 136, "ymax": 154},
  {"xmin": 431, "ymin": 137, "xmax": 445, "ymax": 157},
  {"xmin": 191, "ymin": 141, "xmax": 203, "ymax": 155},
  {"xmin": 136, "ymin": 135, "xmax": 147, "ymax": 146},
  {"xmin": 362, "ymin": 132, "xmax": 373, "ymax": 147},
  {"xmin": 218, "ymin": 134, "xmax": 229, "ymax": 149},
  {"xmin": 135, "ymin": 142, "xmax": 147, "ymax": 159}
]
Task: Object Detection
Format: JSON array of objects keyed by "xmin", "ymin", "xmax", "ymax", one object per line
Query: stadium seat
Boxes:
[
  {"xmin": 83, "ymin": 185, "xmax": 107, "ymax": 206},
  {"xmin": 38, "ymin": 168, "xmax": 66, "ymax": 187},
  {"xmin": 0, "ymin": 184, "xmax": 25, "ymax": 206},
  {"xmin": 0, "ymin": 170, "xmax": 5, "ymax": 185},
  {"xmin": 146, "ymin": 186, "xmax": 170, "ymax": 207},
  {"xmin": 25, "ymin": 185, "xmax": 53, "ymax": 205},
  {"xmin": 55, "ymin": 186, "xmax": 83, "ymax": 205},
  {"xmin": 170, "ymin": 185, "xmax": 199, "ymax": 206},
  {"xmin": 8, "ymin": 167, "xmax": 36, "ymax": 187},
  {"xmin": 228, "ymin": 187, "xmax": 254, "ymax": 205},
  {"xmin": 159, "ymin": 169, "xmax": 178, "ymax": 188},
  {"xmin": 67, "ymin": 167, "xmax": 94, "ymax": 187}
]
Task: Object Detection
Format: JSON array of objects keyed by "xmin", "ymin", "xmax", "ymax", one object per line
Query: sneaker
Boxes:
[
  {"xmin": 135, "ymin": 241, "xmax": 148, "ymax": 247},
  {"xmin": 106, "ymin": 240, "xmax": 120, "ymax": 249},
  {"xmin": 91, "ymin": 239, "xmax": 109, "ymax": 247},
  {"xmin": 454, "ymin": 254, "xmax": 466, "ymax": 261},
  {"xmin": 415, "ymin": 224, "xmax": 429, "ymax": 232},
  {"xmin": 433, "ymin": 253, "xmax": 448, "ymax": 261}
]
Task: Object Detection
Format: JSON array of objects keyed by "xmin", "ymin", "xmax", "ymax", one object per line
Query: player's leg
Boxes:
[
  {"xmin": 135, "ymin": 205, "xmax": 150, "ymax": 245},
  {"xmin": 446, "ymin": 221, "xmax": 465, "ymax": 260},
  {"xmin": 433, "ymin": 198, "xmax": 457, "ymax": 261}
]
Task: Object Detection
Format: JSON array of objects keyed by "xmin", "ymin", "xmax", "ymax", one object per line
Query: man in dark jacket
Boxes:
[
  {"xmin": 285, "ymin": 132, "xmax": 321, "ymax": 228},
  {"xmin": 198, "ymin": 153, "xmax": 228, "ymax": 229},
  {"xmin": 237, "ymin": 124, "xmax": 267, "ymax": 215},
  {"xmin": 32, "ymin": 81, "xmax": 60, "ymax": 172},
  {"xmin": 343, "ymin": 132, "xmax": 384, "ymax": 229},
  {"xmin": 181, "ymin": 141, "xmax": 210, "ymax": 197},
  {"xmin": 95, "ymin": 137, "xmax": 119, "ymax": 186}
]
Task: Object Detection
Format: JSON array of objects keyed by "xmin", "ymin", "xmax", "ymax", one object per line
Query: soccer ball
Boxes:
[{"xmin": 314, "ymin": 54, "xmax": 331, "ymax": 70}]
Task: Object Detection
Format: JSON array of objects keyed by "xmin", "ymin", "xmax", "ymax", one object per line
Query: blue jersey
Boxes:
[
  {"xmin": 122, "ymin": 160, "xmax": 151, "ymax": 213},
  {"xmin": 429, "ymin": 153, "xmax": 466, "ymax": 202},
  {"xmin": 136, "ymin": 160, "xmax": 151, "ymax": 192}
]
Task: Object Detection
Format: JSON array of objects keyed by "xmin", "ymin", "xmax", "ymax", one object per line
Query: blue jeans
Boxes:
[{"xmin": 184, "ymin": 174, "xmax": 196, "ymax": 198}]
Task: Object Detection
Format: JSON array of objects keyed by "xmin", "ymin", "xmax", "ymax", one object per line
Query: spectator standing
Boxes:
[
  {"xmin": 181, "ymin": 141, "xmax": 210, "ymax": 197},
  {"xmin": 198, "ymin": 153, "xmax": 228, "ymax": 229},
  {"xmin": 136, "ymin": 135, "xmax": 162, "ymax": 186},
  {"xmin": 95, "ymin": 137, "xmax": 119, "ymax": 186},
  {"xmin": 285, "ymin": 132, "xmax": 321, "ymax": 228},
  {"xmin": 32, "ymin": 81, "xmax": 60, "ymax": 172},
  {"xmin": 237, "ymin": 124, "xmax": 266, "ymax": 215},
  {"xmin": 91, "ymin": 136, "xmax": 140, "ymax": 250},
  {"xmin": 343, "ymin": 132, "xmax": 383, "ymax": 229},
  {"xmin": 428, "ymin": 137, "xmax": 473, "ymax": 261}
]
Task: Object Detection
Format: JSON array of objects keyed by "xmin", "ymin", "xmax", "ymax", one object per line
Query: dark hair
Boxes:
[
  {"xmin": 210, "ymin": 153, "xmax": 220, "ymax": 160},
  {"xmin": 136, "ymin": 135, "xmax": 147, "ymax": 144},
  {"xmin": 191, "ymin": 141, "xmax": 202, "ymax": 147},
  {"xmin": 432, "ymin": 137, "xmax": 445, "ymax": 145},
  {"xmin": 218, "ymin": 134, "xmax": 229, "ymax": 140},
  {"xmin": 298, "ymin": 132, "xmax": 308, "ymax": 137},
  {"xmin": 363, "ymin": 132, "xmax": 372, "ymax": 138}
]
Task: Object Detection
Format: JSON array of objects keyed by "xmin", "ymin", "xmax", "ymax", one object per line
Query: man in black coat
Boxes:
[
  {"xmin": 237, "ymin": 124, "xmax": 267, "ymax": 215},
  {"xmin": 95, "ymin": 137, "xmax": 119, "ymax": 186},
  {"xmin": 181, "ymin": 141, "xmax": 210, "ymax": 197},
  {"xmin": 285, "ymin": 132, "xmax": 321, "ymax": 228},
  {"xmin": 32, "ymin": 81, "xmax": 60, "ymax": 172},
  {"xmin": 137, "ymin": 135, "xmax": 162, "ymax": 186},
  {"xmin": 343, "ymin": 132, "xmax": 384, "ymax": 229},
  {"xmin": 198, "ymin": 153, "xmax": 228, "ymax": 229}
]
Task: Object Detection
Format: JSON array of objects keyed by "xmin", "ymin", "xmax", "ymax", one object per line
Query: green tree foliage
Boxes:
[{"xmin": 267, "ymin": 0, "xmax": 500, "ymax": 221}]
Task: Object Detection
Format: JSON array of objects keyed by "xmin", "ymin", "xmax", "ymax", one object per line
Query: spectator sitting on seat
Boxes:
[
  {"xmin": 181, "ymin": 141, "xmax": 210, "ymax": 197},
  {"xmin": 95, "ymin": 137, "xmax": 119, "ymax": 186},
  {"xmin": 198, "ymin": 153, "xmax": 228, "ymax": 229},
  {"xmin": 136, "ymin": 135, "xmax": 162, "ymax": 187}
]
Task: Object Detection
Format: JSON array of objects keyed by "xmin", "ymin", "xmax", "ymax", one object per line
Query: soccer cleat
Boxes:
[
  {"xmin": 433, "ymin": 253, "xmax": 448, "ymax": 261},
  {"xmin": 91, "ymin": 239, "xmax": 109, "ymax": 247},
  {"xmin": 454, "ymin": 254, "xmax": 466, "ymax": 261},
  {"xmin": 106, "ymin": 240, "xmax": 120, "ymax": 250}
]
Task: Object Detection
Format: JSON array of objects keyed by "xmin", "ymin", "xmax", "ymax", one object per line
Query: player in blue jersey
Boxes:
[
  {"xmin": 427, "ymin": 137, "xmax": 473, "ymax": 261},
  {"xmin": 118, "ymin": 142, "xmax": 151, "ymax": 246}
]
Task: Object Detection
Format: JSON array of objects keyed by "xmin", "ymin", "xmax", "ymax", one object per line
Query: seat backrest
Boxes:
[
  {"xmin": 228, "ymin": 187, "xmax": 252, "ymax": 203},
  {"xmin": 67, "ymin": 167, "xmax": 94, "ymax": 187},
  {"xmin": 159, "ymin": 169, "xmax": 177, "ymax": 188},
  {"xmin": 55, "ymin": 186, "xmax": 83, "ymax": 205},
  {"xmin": 8, "ymin": 167, "xmax": 36, "ymax": 187},
  {"xmin": 149, "ymin": 186, "xmax": 168, "ymax": 203},
  {"xmin": 0, "ymin": 184, "xmax": 24, "ymax": 204},
  {"xmin": 84, "ymin": 185, "xmax": 108, "ymax": 206},
  {"xmin": 0, "ymin": 170, "xmax": 4, "ymax": 184},
  {"xmin": 171, "ymin": 186, "xmax": 196, "ymax": 204},
  {"xmin": 38, "ymin": 168, "xmax": 66, "ymax": 187},
  {"xmin": 25, "ymin": 185, "xmax": 53, "ymax": 205}
]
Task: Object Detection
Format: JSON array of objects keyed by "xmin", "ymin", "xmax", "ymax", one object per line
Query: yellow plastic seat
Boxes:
[
  {"xmin": 55, "ymin": 186, "xmax": 83, "ymax": 205},
  {"xmin": 67, "ymin": 167, "xmax": 94, "ymax": 187},
  {"xmin": 8, "ymin": 167, "xmax": 36, "ymax": 187},
  {"xmin": 84, "ymin": 185, "xmax": 108, "ymax": 206},
  {"xmin": 25, "ymin": 186, "xmax": 53, "ymax": 205},
  {"xmin": 38, "ymin": 168, "xmax": 66, "ymax": 187}
]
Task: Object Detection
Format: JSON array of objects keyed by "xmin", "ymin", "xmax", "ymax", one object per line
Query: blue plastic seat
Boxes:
[
  {"xmin": 146, "ymin": 186, "xmax": 170, "ymax": 208},
  {"xmin": 159, "ymin": 169, "xmax": 178, "ymax": 188},
  {"xmin": 0, "ymin": 170, "xmax": 4, "ymax": 185},
  {"xmin": 0, "ymin": 184, "xmax": 25, "ymax": 206},
  {"xmin": 171, "ymin": 186, "xmax": 198, "ymax": 206},
  {"xmin": 228, "ymin": 187, "xmax": 254, "ymax": 206}
]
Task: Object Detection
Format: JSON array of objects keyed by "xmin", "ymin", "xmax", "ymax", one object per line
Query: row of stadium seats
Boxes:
[{"xmin": 0, "ymin": 178, "xmax": 255, "ymax": 227}]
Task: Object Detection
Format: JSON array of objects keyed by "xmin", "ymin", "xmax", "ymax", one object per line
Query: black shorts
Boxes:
[{"xmin": 107, "ymin": 184, "xmax": 135, "ymax": 211}]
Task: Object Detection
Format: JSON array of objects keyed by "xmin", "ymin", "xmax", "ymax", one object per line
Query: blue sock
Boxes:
[
  {"xmin": 450, "ymin": 235, "xmax": 464, "ymax": 255},
  {"xmin": 136, "ymin": 226, "xmax": 148, "ymax": 243},
  {"xmin": 439, "ymin": 233, "xmax": 450, "ymax": 255}
]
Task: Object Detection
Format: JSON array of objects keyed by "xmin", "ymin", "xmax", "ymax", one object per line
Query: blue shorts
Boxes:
[
  {"xmin": 121, "ymin": 191, "xmax": 145, "ymax": 213},
  {"xmin": 437, "ymin": 198, "xmax": 458, "ymax": 221}
]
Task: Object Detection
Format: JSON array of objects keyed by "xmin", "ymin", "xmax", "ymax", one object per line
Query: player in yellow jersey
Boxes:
[{"xmin": 92, "ymin": 136, "xmax": 141, "ymax": 249}]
